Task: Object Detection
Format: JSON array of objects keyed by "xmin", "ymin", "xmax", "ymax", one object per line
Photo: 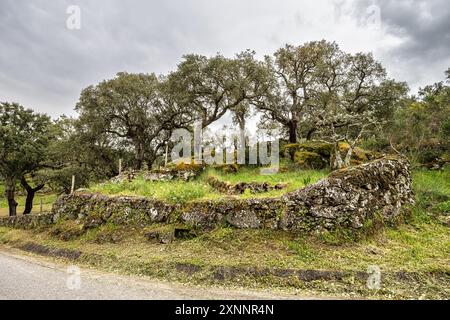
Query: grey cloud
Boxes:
[
  {"xmin": 352, "ymin": 0, "xmax": 450, "ymax": 89},
  {"xmin": 0, "ymin": 0, "xmax": 449, "ymax": 117}
]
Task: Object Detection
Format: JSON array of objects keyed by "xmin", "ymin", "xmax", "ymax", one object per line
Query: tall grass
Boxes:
[
  {"xmin": 412, "ymin": 169, "xmax": 450, "ymax": 196},
  {"xmin": 90, "ymin": 167, "xmax": 331, "ymax": 203},
  {"xmin": 90, "ymin": 177, "xmax": 218, "ymax": 204}
]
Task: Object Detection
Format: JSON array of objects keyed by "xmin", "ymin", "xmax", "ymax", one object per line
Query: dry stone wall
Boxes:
[
  {"xmin": 0, "ymin": 213, "xmax": 54, "ymax": 229},
  {"xmin": 48, "ymin": 156, "xmax": 414, "ymax": 234}
]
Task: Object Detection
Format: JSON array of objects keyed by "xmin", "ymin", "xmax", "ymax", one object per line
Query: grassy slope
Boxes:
[
  {"xmin": 0, "ymin": 169, "xmax": 448, "ymax": 298},
  {"xmin": 89, "ymin": 166, "xmax": 329, "ymax": 203}
]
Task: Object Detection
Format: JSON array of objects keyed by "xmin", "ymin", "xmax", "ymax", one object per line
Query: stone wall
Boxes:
[
  {"xmin": 280, "ymin": 156, "xmax": 414, "ymax": 232},
  {"xmin": 52, "ymin": 193, "xmax": 177, "ymax": 227},
  {"xmin": 0, "ymin": 213, "xmax": 55, "ymax": 229},
  {"xmin": 206, "ymin": 176, "xmax": 287, "ymax": 195},
  {"xmin": 48, "ymin": 156, "xmax": 414, "ymax": 234}
]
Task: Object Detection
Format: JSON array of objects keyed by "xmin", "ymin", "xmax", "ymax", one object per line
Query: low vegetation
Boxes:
[{"xmin": 88, "ymin": 166, "xmax": 329, "ymax": 203}]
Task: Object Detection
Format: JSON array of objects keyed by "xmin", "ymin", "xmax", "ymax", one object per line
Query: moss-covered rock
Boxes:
[
  {"xmin": 283, "ymin": 140, "xmax": 381, "ymax": 169},
  {"xmin": 294, "ymin": 151, "xmax": 328, "ymax": 169},
  {"xmin": 49, "ymin": 220, "xmax": 84, "ymax": 241},
  {"xmin": 282, "ymin": 141, "xmax": 333, "ymax": 159},
  {"xmin": 0, "ymin": 213, "xmax": 54, "ymax": 230},
  {"xmin": 213, "ymin": 163, "xmax": 239, "ymax": 174},
  {"xmin": 174, "ymin": 162, "xmax": 204, "ymax": 172}
]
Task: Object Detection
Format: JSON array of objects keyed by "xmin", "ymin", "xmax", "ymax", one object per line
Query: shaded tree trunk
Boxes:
[
  {"xmin": 145, "ymin": 152, "xmax": 157, "ymax": 170},
  {"xmin": 288, "ymin": 121, "xmax": 298, "ymax": 143},
  {"xmin": 4, "ymin": 176, "xmax": 18, "ymax": 217},
  {"xmin": 306, "ymin": 127, "xmax": 316, "ymax": 140},
  {"xmin": 20, "ymin": 176, "xmax": 45, "ymax": 215},
  {"xmin": 134, "ymin": 141, "xmax": 144, "ymax": 170}
]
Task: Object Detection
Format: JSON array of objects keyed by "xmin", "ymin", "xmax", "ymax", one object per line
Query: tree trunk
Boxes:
[
  {"xmin": 288, "ymin": 121, "xmax": 298, "ymax": 143},
  {"xmin": 20, "ymin": 176, "xmax": 45, "ymax": 215},
  {"xmin": 134, "ymin": 141, "xmax": 144, "ymax": 170},
  {"xmin": 306, "ymin": 127, "xmax": 316, "ymax": 140},
  {"xmin": 4, "ymin": 176, "xmax": 18, "ymax": 217},
  {"xmin": 145, "ymin": 153, "xmax": 157, "ymax": 170},
  {"xmin": 343, "ymin": 145, "xmax": 354, "ymax": 167},
  {"xmin": 330, "ymin": 142, "xmax": 344, "ymax": 170},
  {"xmin": 237, "ymin": 117, "xmax": 246, "ymax": 165}
]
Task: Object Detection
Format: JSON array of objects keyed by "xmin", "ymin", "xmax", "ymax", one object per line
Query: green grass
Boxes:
[
  {"xmin": 0, "ymin": 192, "xmax": 57, "ymax": 216},
  {"xmin": 90, "ymin": 178, "xmax": 217, "ymax": 204},
  {"xmin": 89, "ymin": 167, "xmax": 329, "ymax": 203},
  {"xmin": 412, "ymin": 169, "xmax": 450, "ymax": 197}
]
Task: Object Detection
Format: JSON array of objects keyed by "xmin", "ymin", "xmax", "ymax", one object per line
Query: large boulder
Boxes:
[
  {"xmin": 294, "ymin": 151, "xmax": 328, "ymax": 169},
  {"xmin": 283, "ymin": 140, "xmax": 382, "ymax": 168}
]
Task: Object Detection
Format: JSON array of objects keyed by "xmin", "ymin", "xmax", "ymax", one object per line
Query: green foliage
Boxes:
[
  {"xmin": 412, "ymin": 170, "xmax": 450, "ymax": 203},
  {"xmin": 166, "ymin": 50, "xmax": 270, "ymax": 129},
  {"xmin": 76, "ymin": 72, "xmax": 179, "ymax": 170},
  {"xmin": 302, "ymin": 176, "xmax": 312, "ymax": 186},
  {"xmin": 260, "ymin": 40, "xmax": 407, "ymax": 144},
  {"xmin": 380, "ymin": 71, "xmax": 450, "ymax": 164},
  {"xmin": 285, "ymin": 238, "xmax": 316, "ymax": 262},
  {"xmin": 0, "ymin": 103, "xmax": 54, "ymax": 177},
  {"xmin": 0, "ymin": 102, "xmax": 55, "ymax": 215},
  {"xmin": 42, "ymin": 116, "xmax": 129, "ymax": 193}
]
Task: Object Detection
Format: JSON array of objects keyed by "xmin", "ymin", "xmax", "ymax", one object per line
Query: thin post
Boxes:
[
  {"xmin": 165, "ymin": 144, "xmax": 169, "ymax": 167},
  {"xmin": 71, "ymin": 175, "xmax": 75, "ymax": 194},
  {"xmin": 40, "ymin": 198, "xmax": 43, "ymax": 214},
  {"xmin": 119, "ymin": 158, "xmax": 122, "ymax": 175}
]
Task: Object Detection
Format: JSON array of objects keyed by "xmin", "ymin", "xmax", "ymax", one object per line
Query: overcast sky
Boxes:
[{"xmin": 1, "ymin": 0, "xmax": 449, "ymax": 118}]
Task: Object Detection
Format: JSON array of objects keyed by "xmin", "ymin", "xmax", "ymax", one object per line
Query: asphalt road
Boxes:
[{"xmin": 0, "ymin": 250, "xmax": 307, "ymax": 300}]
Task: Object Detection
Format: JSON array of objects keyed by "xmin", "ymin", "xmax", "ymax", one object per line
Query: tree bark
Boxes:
[
  {"xmin": 343, "ymin": 145, "xmax": 354, "ymax": 167},
  {"xmin": 145, "ymin": 153, "xmax": 157, "ymax": 170},
  {"xmin": 237, "ymin": 117, "xmax": 246, "ymax": 165},
  {"xmin": 20, "ymin": 176, "xmax": 45, "ymax": 215},
  {"xmin": 330, "ymin": 142, "xmax": 344, "ymax": 170},
  {"xmin": 4, "ymin": 176, "xmax": 18, "ymax": 217},
  {"xmin": 134, "ymin": 141, "xmax": 144, "ymax": 170},
  {"xmin": 288, "ymin": 121, "xmax": 298, "ymax": 143}
]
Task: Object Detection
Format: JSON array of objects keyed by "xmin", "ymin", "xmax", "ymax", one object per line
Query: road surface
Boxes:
[{"xmin": 0, "ymin": 250, "xmax": 308, "ymax": 300}]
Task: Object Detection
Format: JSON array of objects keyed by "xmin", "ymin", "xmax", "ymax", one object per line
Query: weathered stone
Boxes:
[
  {"xmin": 280, "ymin": 156, "xmax": 414, "ymax": 232},
  {"xmin": 144, "ymin": 227, "xmax": 175, "ymax": 244},
  {"xmin": 0, "ymin": 213, "xmax": 54, "ymax": 229},
  {"xmin": 294, "ymin": 151, "xmax": 328, "ymax": 169},
  {"xmin": 52, "ymin": 192, "xmax": 176, "ymax": 228},
  {"xmin": 207, "ymin": 176, "xmax": 287, "ymax": 195}
]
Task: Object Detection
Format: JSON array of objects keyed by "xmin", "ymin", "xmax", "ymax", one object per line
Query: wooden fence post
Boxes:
[
  {"xmin": 119, "ymin": 158, "xmax": 122, "ymax": 175},
  {"xmin": 71, "ymin": 175, "xmax": 75, "ymax": 194}
]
